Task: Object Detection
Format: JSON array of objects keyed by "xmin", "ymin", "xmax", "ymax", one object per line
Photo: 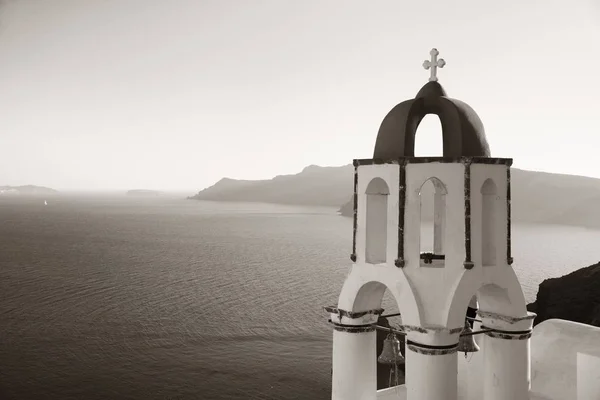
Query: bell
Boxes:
[
  {"xmin": 458, "ymin": 321, "xmax": 480, "ymax": 357},
  {"xmin": 378, "ymin": 333, "xmax": 405, "ymax": 365}
]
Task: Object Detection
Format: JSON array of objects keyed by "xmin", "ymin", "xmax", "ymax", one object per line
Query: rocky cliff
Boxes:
[{"xmin": 527, "ymin": 262, "xmax": 600, "ymax": 327}]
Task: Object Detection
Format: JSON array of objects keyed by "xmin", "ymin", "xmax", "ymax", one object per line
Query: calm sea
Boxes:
[{"xmin": 1, "ymin": 195, "xmax": 600, "ymax": 400}]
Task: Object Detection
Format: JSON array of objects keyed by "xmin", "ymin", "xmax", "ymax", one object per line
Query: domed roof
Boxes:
[{"xmin": 373, "ymin": 81, "xmax": 491, "ymax": 158}]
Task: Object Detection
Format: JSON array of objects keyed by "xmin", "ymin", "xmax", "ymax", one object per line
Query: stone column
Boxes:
[
  {"xmin": 404, "ymin": 326, "xmax": 462, "ymax": 400},
  {"xmin": 479, "ymin": 311, "xmax": 536, "ymax": 400},
  {"xmin": 326, "ymin": 306, "xmax": 382, "ymax": 400}
]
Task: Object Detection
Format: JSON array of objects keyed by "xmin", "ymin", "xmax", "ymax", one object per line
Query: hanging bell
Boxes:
[
  {"xmin": 457, "ymin": 321, "xmax": 480, "ymax": 357},
  {"xmin": 378, "ymin": 333, "xmax": 405, "ymax": 365}
]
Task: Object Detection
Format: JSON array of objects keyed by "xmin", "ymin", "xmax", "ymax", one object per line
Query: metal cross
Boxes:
[{"xmin": 422, "ymin": 48, "xmax": 446, "ymax": 82}]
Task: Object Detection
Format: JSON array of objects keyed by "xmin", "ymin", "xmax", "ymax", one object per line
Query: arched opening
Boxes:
[
  {"xmin": 378, "ymin": 289, "xmax": 404, "ymax": 389},
  {"xmin": 452, "ymin": 283, "xmax": 516, "ymax": 328},
  {"xmin": 446, "ymin": 274, "xmax": 528, "ymax": 331},
  {"xmin": 481, "ymin": 179, "xmax": 498, "ymax": 266},
  {"xmin": 453, "ymin": 283, "xmax": 521, "ymax": 354},
  {"xmin": 453, "ymin": 282, "xmax": 520, "ymax": 358},
  {"xmin": 414, "ymin": 114, "xmax": 444, "ymax": 156},
  {"xmin": 365, "ymin": 178, "xmax": 389, "ymax": 264},
  {"xmin": 419, "ymin": 177, "xmax": 447, "ymax": 266},
  {"xmin": 456, "ymin": 291, "xmax": 484, "ymax": 398},
  {"xmin": 352, "ymin": 282, "xmax": 406, "ymax": 390},
  {"xmin": 453, "ymin": 283, "xmax": 528, "ymax": 398}
]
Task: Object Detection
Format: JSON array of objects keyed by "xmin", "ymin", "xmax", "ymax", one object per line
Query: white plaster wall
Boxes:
[
  {"xmin": 403, "ymin": 162, "xmax": 465, "ymax": 326},
  {"xmin": 530, "ymin": 319, "xmax": 600, "ymax": 400},
  {"xmin": 577, "ymin": 350, "xmax": 600, "ymax": 400},
  {"xmin": 457, "ymin": 351, "xmax": 478, "ymax": 400},
  {"xmin": 397, "ymin": 163, "xmax": 527, "ymax": 329},
  {"xmin": 469, "ymin": 164, "xmax": 508, "ymax": 268},
  {"xmin": 354, "ymin": 162, "xmax": 525, "ymax": 329},
  {"xmin": 356, "ymin": 164, "xmax": 400, "ymax": 265}
]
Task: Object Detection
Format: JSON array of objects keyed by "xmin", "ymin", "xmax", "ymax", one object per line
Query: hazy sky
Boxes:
[{"xmin": 1, "ymin": 0, "xmax": 599, "ymax": 191}]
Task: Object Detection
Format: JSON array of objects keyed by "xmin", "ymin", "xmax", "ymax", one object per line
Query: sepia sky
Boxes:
[{"xmin": 0, "ymin": 0, "xmax": 599, "ymax": 191}]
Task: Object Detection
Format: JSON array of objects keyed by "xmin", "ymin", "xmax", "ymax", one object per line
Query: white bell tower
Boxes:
[{"xmin": 325, "ymin": 49, "xmax": 536, "ymax": 400}]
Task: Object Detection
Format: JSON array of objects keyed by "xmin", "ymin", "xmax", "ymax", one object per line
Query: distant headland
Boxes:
[
  {"xmin": 189, "ymin": 164, "xmax": 600, "ymax": 229},
  {"xmin": 0, "ymin": 185, "xmax": 58, "ymax": 196},
  {"xmin": 188, "ymin": 164, "xmax": 353, "ymax": 207},
  {"xmin": 126, "ymin": 189, "xmax": 163, "ymax": 197}
]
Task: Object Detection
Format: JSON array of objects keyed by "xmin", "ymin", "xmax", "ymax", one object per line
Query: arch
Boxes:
[
  {"xmin": 337, "ymin": 271, "xmax": 422, "ymax": 327},
  {"xmin": 444, "ymin": 268, "xmax": 528, "ymax": 329},
  {"xmin": 349, "ymin": 280, "xmax": 421, "ymax": 327},
  {"xmin": 419, "ymin": 177, "xmax": 447, "ymax": 262},
  {"xmin": 481, "ymin": 178, "xmax": 498, "ymax": 266},
  {"xmin": 366, "ymin": 177, "xmax": 390, "ymax": 195},
  {"xmin": 353, "ymin": 281, "xmax": 391, "ymax": 313},
  {"xmin": 365, "ymin": 178, "xmax": 389, "ymax": 264},
  {"xmin": 336, "ymin": 277, "xmax": 420, "ymax": 391},
  {"xmin": 414, "ymin": 114, "xmax": 444, "ymax": 156}
]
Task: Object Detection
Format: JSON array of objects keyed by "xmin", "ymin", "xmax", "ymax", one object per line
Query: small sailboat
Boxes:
[{"xmin": 44, "ymin": 200, "xmax": 48, "ymax": 206}]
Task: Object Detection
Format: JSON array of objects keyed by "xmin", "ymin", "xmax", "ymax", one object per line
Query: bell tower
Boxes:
[{"xmin": 325, "ymin": 49, "xmax": 536, "ymax": 400}]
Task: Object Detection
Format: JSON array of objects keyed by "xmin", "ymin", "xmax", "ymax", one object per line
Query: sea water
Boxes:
[{"xmin": 1, "ymin": 196, "xmax": 599, "ymax": 400}]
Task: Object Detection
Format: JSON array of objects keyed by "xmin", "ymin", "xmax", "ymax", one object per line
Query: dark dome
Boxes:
[{"xmin": 373, "ymin": 81, "xmax": 490, "ymax": 158}]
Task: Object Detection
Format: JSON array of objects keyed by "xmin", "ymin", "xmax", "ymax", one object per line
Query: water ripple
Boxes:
[{"xmin": 1, "ymin": 197, "xmax": 600, "ymax": 399}]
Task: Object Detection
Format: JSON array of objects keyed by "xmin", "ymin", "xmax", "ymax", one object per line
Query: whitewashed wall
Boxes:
[
  {"xmin": 530, "ymin": 319, "xmax": 600, "ymax": 400},
  {"xmin": 577, "ymin": 350, "xmax": 600, "ymax": 400}
]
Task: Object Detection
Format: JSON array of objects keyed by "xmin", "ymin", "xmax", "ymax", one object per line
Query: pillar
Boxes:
[
  {"xmin": 465, "ymin": 318, "xmax": 484, "ymax": 400},
  {"xmin": 404, "ymin": 327, "xmax": 461, "ymax": 400},
  {"xmin": 479, "ymin": 311, "xmax": 536, "ymax": 400},
  {"xmin": 326, "ymin": 307, "xmax": 382, "ymax": 400}
]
